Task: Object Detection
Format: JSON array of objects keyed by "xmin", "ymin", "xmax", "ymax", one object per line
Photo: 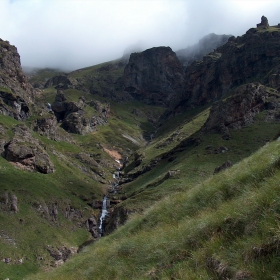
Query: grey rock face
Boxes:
[
  {"xmin": 0, "ymin": 39, "xmax": 34, "ymax": 120},
  {"xmin": 257, "ymin": 15, "xmax": 269, "ymax": 29},
  {"xmin": 44, "ymin": 74, "xmax": 75, "ymax": 89},
  {"xmin": 51, "ymin": 90, "xmax": 109, "ymax": 135},
  {"xmin": 203, "ymin": 83, "xmax": 272, "ymax": 134},
  {"xmin": 124, "ymin": 46, "xmax": 184, "ymax": 106}
]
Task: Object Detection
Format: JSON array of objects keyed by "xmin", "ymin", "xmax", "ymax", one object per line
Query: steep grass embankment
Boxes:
[
  {"xmin": 26, "ymin": 138, "xmax": 280, "ymax": 279},
  {"xmin": 0, "ymin": 114, "xmax": 106, "ymax": 280}
]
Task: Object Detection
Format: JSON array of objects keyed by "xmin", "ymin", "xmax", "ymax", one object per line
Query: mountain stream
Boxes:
[{"xmin": 99, "ymin": 196, "xmax": 108, "ymax": 236}]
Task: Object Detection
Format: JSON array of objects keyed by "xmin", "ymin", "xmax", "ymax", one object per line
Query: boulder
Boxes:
[
  {"xmin": 10, "ymin": 194, "xmax": 18, "ymax": 212},
  {"xmin": 61, "ymin": 111, "xmax": 106, "ymax": 135},
  {"xmin": 32, "ymin": 114, "xmax": 57, "ymax": 136},
  {"xmin": 47, "ymin": 245, "xmax": 76, "ymax": 266},
  {"xmin": 3, "ymin": 124, "xmax": 55, "ymax": 174}
]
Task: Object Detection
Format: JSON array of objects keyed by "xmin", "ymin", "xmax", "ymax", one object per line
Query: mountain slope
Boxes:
[
  {"xmin": 26, "ymin": 138, "xmax": 280, "ymax": 279},
  {"xmin": 1, "ymin": 17, "xmax": 280, "ymax": 280}
]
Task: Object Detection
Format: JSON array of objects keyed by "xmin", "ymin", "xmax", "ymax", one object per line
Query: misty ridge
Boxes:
[
  {"xmin": 23, "ymin": 33, "xmax": 233, "ymax": 75},
  {"xmin": 175, "ymin": 33, "xmax": 232, "ymax": 66},
  {"xmin": 121, "ymin": 33, "xmax": 232, "ymax": 67}
]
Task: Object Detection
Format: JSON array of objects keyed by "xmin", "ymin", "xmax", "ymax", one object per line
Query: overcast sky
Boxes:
[{"xmin": 1, "ymin": 0, "xmax": 280, "ymax": 70}]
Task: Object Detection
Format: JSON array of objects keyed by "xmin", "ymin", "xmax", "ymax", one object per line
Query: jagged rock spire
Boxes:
[{"xmin": 257, "ymin": 15, "xmax": 269, "ymax": 29}]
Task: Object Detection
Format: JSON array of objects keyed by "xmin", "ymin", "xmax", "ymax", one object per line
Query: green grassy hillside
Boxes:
[
  {"xmin": 3, "ymin": 26, "xmax": 280, "ymax": 279},
  {"xmin": 0, "ymin": 114, "xmax": 106, "ymax": 279},
  {"xmin": 117, "ymin": 106, "xmax": 279, "ymax": 213},
  {"xmin": 25, "ymin": 135, "xmax": 280, "ymax": 279},
  {"xmin": 0, "ymin": 61, "xmax": 166, "ymax": 279},
  {"xmin": 2, "ymin": 74, "xmax": 280, "ymax": 279}
]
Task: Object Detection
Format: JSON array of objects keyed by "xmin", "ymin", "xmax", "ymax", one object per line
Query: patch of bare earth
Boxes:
[{"xmin": 103, "ymin": 147, "xmax": 122, "ymax": 161}]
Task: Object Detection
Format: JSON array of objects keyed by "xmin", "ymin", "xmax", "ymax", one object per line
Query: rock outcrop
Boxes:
[
  {"xmin": 3, "ymin": 124, "xmax": 55, "ymax": 173},
  {"xmin": 0, "ymin": 39, "xmax": 34, "ymax": 120},
  {"xmin": 51, "ymin": 90, "xmax": 109, "ymax": 135},
  {"xmin": 33, "ymin": 114, "xmax": 58, "ymax": 137},
  {"xmin": 123, "ymin": 46, "xmax": 184, "ymax": 106},
  {"xmin": 257, "ymin": 15, "xmax": 269, "ymax": 29},
  {"xmin": 47, "ymin": 245, "xmax": 77, "ymax": 267},
  {"xmin": 203, "ymin": 83, "xmax": 280, "ymax": 137},
  {"xmin": 44, "ymin": 74, "xmax": 76, "ymax": 89},
  {"xmin": 176, "ymin": 20, "xmax": 280, "ymax": 109}
]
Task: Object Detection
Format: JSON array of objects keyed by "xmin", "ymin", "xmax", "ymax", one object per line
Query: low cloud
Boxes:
[{"xmin": 1, "ymin": 0, "xmax": 280, "ymax": 70}]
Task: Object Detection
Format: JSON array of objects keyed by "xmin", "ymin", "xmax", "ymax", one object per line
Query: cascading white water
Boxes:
[
  {"xmin": 99, "ymin": 168, "xmax": 121, "ymax": 236},
  {"xmin": 99, "ymin": 196, "xmax": 108, "ymax": 236}
]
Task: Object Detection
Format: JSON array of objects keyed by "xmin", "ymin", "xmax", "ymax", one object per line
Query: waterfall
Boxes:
[{"xmin": 99, "ymin": 196, "xmax": 108, "ymax": 236}]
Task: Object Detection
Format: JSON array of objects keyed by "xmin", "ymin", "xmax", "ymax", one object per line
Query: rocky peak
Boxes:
[
  {"xmin": 123, "ymin": 46, "xmax": 184, "ymax": 106},
  {"xmin": 257, "ymin": 15, "xmax": 269, "ymax": 29}
]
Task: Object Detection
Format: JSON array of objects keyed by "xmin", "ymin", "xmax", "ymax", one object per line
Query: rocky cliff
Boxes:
[
  {"xmin": 203, "ymin": 83, "xmax": 280, "ymax": 139},
  {"xmin": 123, "ymin": 46, "xmax": 185, "ymax": 106},
  {"xmin": 0, "ymin": 39, "xmax": 34, "ymax": 120},
  {"xmin": 180, "ymin": 20, "xmax": 280, "ymax": 108}
]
